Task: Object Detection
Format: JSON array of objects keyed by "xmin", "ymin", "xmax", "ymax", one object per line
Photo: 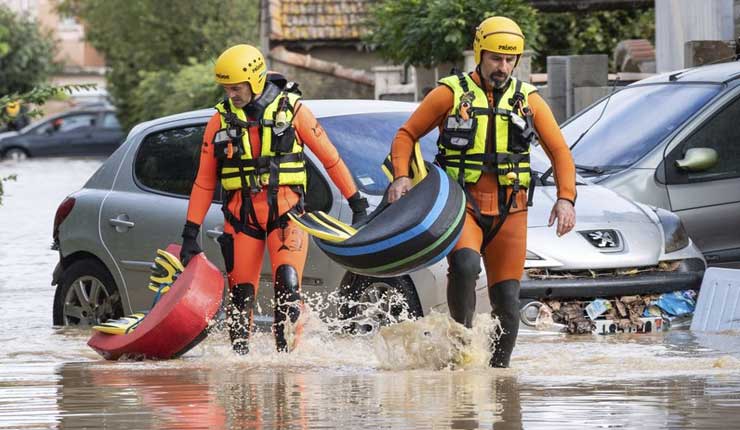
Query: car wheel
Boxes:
[
  {"xmin": 338, "ymin": 273, "xmax": 422, "ymax": 335},
  {"xmin": 3, "ymin": 147, "xmax": 29, "ymax": 161},
  {"xmin": 53, "ymin": 259, "xmax": 123, "ymax": 326}
]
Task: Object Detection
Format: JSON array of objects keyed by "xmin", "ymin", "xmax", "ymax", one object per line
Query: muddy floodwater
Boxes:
[{"xmin": 2, "ymin": 158, "xmax": 740, "ymax": 429}]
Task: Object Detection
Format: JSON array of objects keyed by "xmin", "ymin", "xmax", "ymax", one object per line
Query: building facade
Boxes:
[{"xmin": 1, "ymin": 0, "xmax": 108, "ymax": 109}]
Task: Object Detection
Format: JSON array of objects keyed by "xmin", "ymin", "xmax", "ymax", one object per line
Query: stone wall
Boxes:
[
  {"xmin": 282, "ymin": 46, "xmax": 385, "ymax": 73},
  {"xmin": 684, "ymin": 40, "xmax": 737, "ymax": 67},
  {"xmin": 547, "ymin": 55, "xmax": 608, "ymax": 123},
  {"xmin": 268, "ymin": 62, "xmax": 374, "ymax": 99},
  {"xmin": 268, "ymin": 46, "xmax": 379, "ymax": 100}
]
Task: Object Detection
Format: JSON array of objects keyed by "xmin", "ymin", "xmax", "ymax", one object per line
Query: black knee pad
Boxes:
[
  {"xmin": 230, "ymin": 283, "xmax": 255, "ymax": 312},
  {"xmin": 446, "ymin": 248, "xmax": 481, "ymax": 328},
  {"xmin": 488, "ymin": 279, "xmax": 520, "ymax": 322},
  {"xmin": 448, "ymin": 248, "xmax": 481, "ymax": 282},
  {"xmin": 275, "ymin": 264, "xmax": 300, "ymax": 304},
  {"xmin": 274, "ymin": 265, "xmax": 301, "ymax": 324},
  {"xmin": 274, "ymin": 265, "xmax": 302, "ymax": 352}
]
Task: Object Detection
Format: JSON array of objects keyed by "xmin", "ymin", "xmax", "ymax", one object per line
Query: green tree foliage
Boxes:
[
  {"xmin": 58, "ymin": 0, "xmax": 259, "ymax": 129},
  {"xmin": 1, "ymin": 84, "xmax": 95, "ymax": 123},
  {"xmin": 129, "ymin": 60, "xmax": 222, "ymax": 125},
  {"xmin": 365, "ymin": 0, "xmax": 539, "ymax": 68},
  {"xmin": 0, "ymin": 5, "xmax": 58, "ymax": 96},
  {"xmin": 535, "ymin": 9, "xmax": 655, "ymax": 71}
]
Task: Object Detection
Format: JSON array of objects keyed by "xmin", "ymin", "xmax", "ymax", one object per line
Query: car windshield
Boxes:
[
  {"xmin": 561, "ymin": 83, "xmax": 721, "ymax": 170},
  {"xmin": 321, "ymin": 111, "xmax": 561, "ymax": 194},
  {"xmin": 320, "ymin": 112, "xmax": 438, "ymax": 195}
]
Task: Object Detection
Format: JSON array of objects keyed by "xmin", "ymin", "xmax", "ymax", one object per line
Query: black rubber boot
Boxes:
[
  {"xmin": 488, "ymin": 279, "xmax": 521, "ymax": 368},
  {"xmin": 446, "ymin": 248, "xmax": 481, "ymax": 328},
  {"xmin": 274, "ymin": 265, "xmax": 302, "ymax": 352},
  {"xmin": 228, "ymin": 283, "xmax": 255, "ymax": 355}
]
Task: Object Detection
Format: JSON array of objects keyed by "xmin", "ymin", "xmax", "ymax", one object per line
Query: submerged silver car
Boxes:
[
  {"xmin": 51, "ymin": 100, "xmax": 706, "ymax": 329},
  {"xmin": 563, "ymin": 61, "xmax": 740, "ymax": 267}
]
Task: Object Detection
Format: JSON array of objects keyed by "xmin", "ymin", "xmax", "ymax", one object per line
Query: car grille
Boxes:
[{"xmin": 525, "ymin": 260, "xmax": 682, "ymax": 280}]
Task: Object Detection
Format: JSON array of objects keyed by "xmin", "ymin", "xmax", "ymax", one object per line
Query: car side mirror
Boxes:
[{"xmin": 674, "ymin": 147, "xmax": 718, "ymax": 172}]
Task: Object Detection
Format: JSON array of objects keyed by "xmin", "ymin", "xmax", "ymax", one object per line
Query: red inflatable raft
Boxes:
[{"xmin": 88, "ymin": 246, "xmax": 224, "ymax": 360}]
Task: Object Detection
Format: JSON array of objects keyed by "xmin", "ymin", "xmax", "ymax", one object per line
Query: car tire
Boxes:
[
  {"xmin": 338, "ymin": 272, "xmax": 422, "ymax": 335},
  {"xmin": 53, "ymin": 259, "xmax": 123, "ymax": 326},
  {"xmin": 2, "ymin": 147, "xmax": 29, "ymax": 161}
]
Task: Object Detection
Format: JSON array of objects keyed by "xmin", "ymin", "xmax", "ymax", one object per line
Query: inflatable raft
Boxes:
[
  {"xmin": 292, "ymin": 160, "xmax": 466, "ymax": 277},
  {"xmin": 87, "ymin": 245, "xmax": 224, "ymax": 360}
]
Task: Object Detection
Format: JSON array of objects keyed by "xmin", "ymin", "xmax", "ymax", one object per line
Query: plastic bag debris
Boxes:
[{"xmin": 654, "ymin": 290, "xmax": 696, "ymax": 316}]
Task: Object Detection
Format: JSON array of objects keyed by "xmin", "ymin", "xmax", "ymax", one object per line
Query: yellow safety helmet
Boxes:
[
  {"xmin": 5, "ymin": 101, "xmax": 20, "ymax": 117},
  {"xmin": 473, "ymin": 16, "xmax": 525, "ymax": 64},
  {"xmin": 214, "ymin": 44, "xmax": 267, "ymax": 95}
]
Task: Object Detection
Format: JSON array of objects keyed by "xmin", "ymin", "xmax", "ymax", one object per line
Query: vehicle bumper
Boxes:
[
  {"xmin": 52, "ymin": 260, "xmax": 63, "ymax": 286},
  {"xmin": 520, "ymin": 258, "xmax": 705, "ymax": 299}
]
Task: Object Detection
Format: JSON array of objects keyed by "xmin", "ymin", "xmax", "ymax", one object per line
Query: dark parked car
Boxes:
[
  {"xmin": 0, "ymin": 106, "xmax": 124, "ymax": 160},
  {"xmin": 562, "ymin": 61, "xmax": 740, "ymax": 267}
]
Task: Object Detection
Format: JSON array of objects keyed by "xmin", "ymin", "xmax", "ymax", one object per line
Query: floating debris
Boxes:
[{"xmin": 530, "ymin": 290, "xmax": 697, "ymax": 335}]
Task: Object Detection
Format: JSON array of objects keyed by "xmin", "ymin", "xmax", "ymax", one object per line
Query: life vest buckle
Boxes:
[
  {"xmin": 458, "ymin": 91, "xmax": 475, "ymax": 121},
  {"xmin": 225, "ymin": 124, "xmax": 244, "ymax": 140}
]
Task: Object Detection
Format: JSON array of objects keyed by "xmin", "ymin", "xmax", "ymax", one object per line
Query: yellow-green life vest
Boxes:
[
  {"xmin": 214, "ymin": 90, "xmax": 306, "ymax": 191},
  {"xmin": 437, "ymin": 73, "xmax": 537, "ymax": 188}
]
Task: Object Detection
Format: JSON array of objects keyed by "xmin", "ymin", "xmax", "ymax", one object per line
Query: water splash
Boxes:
[
  {"xmin": 374, "ymin": 311, "xmax": 500, "ymax": 370},
  {"xmin": 189, "ymin": 291, "xmax": 501, "ymax": 371},
  {"xmin": 198, "ymin": 288, "xmax": 497, "ymax": 373}
]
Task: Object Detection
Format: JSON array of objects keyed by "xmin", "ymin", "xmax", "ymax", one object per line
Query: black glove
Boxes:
[
  {"xmin": 347, "ymin": 192, "xmax": 369, "ymax": 225},
  {"xmin": 180, "ymin": 221, "xmax": 203, "ymax": 266}
]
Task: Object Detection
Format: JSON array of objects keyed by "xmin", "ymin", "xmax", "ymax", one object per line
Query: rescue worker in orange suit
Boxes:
[
  {"xmin": 180, "ymin": 44, "xmax": 368, "ymax": 355},
  {"xmin": 388, "ymin": 17, "xmax": 577, "ymax": 367}
]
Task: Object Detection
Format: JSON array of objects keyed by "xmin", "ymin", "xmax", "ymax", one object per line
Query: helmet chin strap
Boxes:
[{"xmin": 244, "ymin": 92, "xmax": 261, "ymax": 117}]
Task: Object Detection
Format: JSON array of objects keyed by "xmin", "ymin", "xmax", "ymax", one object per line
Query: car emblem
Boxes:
[{"xmin": 579, "ymin": 229, "xmax": 624, "ymax": 252}]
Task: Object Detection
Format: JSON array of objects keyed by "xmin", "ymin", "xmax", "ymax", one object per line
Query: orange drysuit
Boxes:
[
  {"xmin": 391, "ymin": 71, "xmax": 576, "ymax": 285},
  {"xmin": 187, "ymin": 102, "xmax": 358, "ymax": 287}
]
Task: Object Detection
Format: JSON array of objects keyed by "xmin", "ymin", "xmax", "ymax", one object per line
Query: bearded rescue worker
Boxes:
[
  {"xmin": 180, "ymin": 44, "xmax": 368, "ymax": 354},
  {"xmin": 388, "ymin": 17, "xmax": 577, "ymax": 367}
]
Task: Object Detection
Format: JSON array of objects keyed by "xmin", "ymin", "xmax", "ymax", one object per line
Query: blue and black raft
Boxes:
[{"xmin": 289, "ymin": 143, "xmax": 466, "ymax": 276}]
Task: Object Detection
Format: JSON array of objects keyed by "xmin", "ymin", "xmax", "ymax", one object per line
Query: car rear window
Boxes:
[
  {"xmin": 319, "ymin": 112, "xmax": 438, "ymax": 195},
  {"xmin": 34, "ymin": 113, "xmax": 97, "ymax": 134},
  {"xmin": 562, "ymin": 83, "xmax": 721, "ymax": 169},
  {"xmin": 102, "ymin": 113, "xmax": 121, "ymax": 128},
  {"xmin": 134, "ymin": 125, "xmax": 205, "ymax": 197}
]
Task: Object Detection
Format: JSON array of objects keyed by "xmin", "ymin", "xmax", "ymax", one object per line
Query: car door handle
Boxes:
[
  {"xmin": 206, "ymin": 228, "xmax": 223, "ymax": 239},
  {"xmin": 109, "ymin": 215, "xmax": 135, "ymax": 232}
]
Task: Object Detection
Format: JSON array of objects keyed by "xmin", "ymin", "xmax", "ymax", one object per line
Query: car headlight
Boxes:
[{"xmin": 654, "ymin": 208, "xmax": 689, "ymax": 253}]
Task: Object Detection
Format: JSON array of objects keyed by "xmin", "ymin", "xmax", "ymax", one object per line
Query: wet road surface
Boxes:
[{"xmin": 2, "ymin": 158, "xmax": 740, "ymax": 429}]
